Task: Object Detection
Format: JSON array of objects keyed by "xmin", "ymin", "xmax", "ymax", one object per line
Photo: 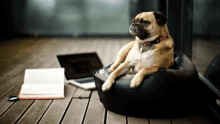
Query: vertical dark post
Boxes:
[
  {"xmin": 166, "ymin": 0, "xmax": 193, "ymax": 59},
  {"xmin": 180, "ymin": 0, "xmax": 193, "ymax": 59},
  {"xmin": 166, "ymin": 0, "xmax": 182, "ymax": 54},
  {"xmin": 160, "ymin": 0, "xmax": 166, "ymax": 17}
]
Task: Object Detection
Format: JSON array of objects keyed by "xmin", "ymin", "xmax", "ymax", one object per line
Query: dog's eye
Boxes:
[
  {"xmin": 143, "ymin": 21, "xmax": 150, "ymax": 24},
  {"xmin": 140, "ymin": 19, "xmax": 149, "ymax": 24},
  {"xmin": 140, "ymin": 18, "xmax": 143, "ymax": 23}
]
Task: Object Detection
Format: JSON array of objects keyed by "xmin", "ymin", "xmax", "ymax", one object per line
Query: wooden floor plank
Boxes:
[
  {"xmin": 96, "ymin": 41, "xmax": 107, "ymax": 66},
  {"xmin": 0, "ymin": 83, "xmax": 22, "ymax": 116},
  {"xmin": 0, "ymin": 38, "xmax": 56, "ymax": 83},
  {"xmin": 73, "ymin": 38, "xmax": 97, "ymax": 54},
  {"xmin": 127, "ymin": 116, "xmax": 149, "ymax": 124},
  {"xmin": 38, "ymin": 84, "xmax": 76, "ymax": 124},
  {"xmin": 73, "ymin": 88, "xmax": 91, "ymax": 98},
  {"xmin": 16, "ymin": 100, "xmax": 52, "ymax": 124},
  {"xmin": 83, "ymin": 90, "xmax": 105, "ymax": 124},
  {"xmin": 189, "ymin": 103, "xmax": 219, "ymax": 124},
  {"xmin": 189, "ymin": 112, "xmax": 213, "ymax": 124},
  {"xmin": 95, "ymin": 39, "xmax": 110, "ymax": 66},
  {"xmin": 149, "ymin": 118, "xmax": 171, "ymax": 124},
  {"xmin": 190, "ymin": 114, "xmax": 213, "ymax": 124},
  {"xmin": 106, "ymin": 110, "xmax": 126, "ymax": 124},
  {"xmin": 0, "ymin": 100, "xmax": 34, "ymax": 124},
  {"xmin": 171, "ymin": 116, "xmax": 193, "ymax": 124},
  {"xmin": 0, "ymin": 38, "xmax": 42, "ymax": 70},
  {"xmin": 102, "ymin": 39, "xmax": 114, "ymax": 65},
  {"xmin": 61, "ymin": 98, "xmax": 89, "ymax": 124},
  {"xmin": 0, "ymin": 73, "xmax": 25, "ymax": 99}
]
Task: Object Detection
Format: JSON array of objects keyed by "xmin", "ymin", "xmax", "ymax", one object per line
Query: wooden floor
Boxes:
[{"xmin": 0, "ymin": 37, "xmax": 218, "ymax": 124}]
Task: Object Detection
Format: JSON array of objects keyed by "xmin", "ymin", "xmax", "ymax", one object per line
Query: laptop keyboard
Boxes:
[{"xmin": 77, "ymin": 78, "xmax": 94, "ymax": 83}]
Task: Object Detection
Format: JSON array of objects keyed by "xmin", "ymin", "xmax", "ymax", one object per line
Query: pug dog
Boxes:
[{"xmin": 102, "ymin": 12, "xmax": 174, "ymax": 92}]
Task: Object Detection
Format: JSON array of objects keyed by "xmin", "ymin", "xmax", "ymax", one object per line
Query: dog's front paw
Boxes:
[
  {"xmin": 107, "ymin": 64, "xmax": 117, "ymax": 73},
  {"xmin": 107, "ymin": 67, "xmax": 115, "ymax": 73},
  {"xmin": 130, "ymin": 76, "xmax": 143, "ymax": 89},
  {"xmin": 107, "ymin": 68, "xmax": 113, "ymax": 73},
  {"xmin": 102, "ymin": 80, "xmax": 114, "ymax": 92}
]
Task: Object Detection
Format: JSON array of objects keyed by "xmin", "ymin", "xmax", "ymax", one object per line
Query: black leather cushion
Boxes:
[{"xmin": 93, "ymin": 51, "xmax": 200, "ymax": 117}]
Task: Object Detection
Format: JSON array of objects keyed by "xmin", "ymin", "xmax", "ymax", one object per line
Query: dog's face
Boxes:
[{"xmin": 129, "ymin": 12, "xmax": 167, "ymax": 40}]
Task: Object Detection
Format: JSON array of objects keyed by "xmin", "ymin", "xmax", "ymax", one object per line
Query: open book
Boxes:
[{"xmin": 19, "ymin": 68, "xmax": 65, "ymax": 99}]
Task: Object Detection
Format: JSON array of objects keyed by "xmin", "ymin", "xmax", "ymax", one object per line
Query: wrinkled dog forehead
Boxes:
[{"xmin": 135, "ymin": 12, "xmax": 156, "ymax": 22}]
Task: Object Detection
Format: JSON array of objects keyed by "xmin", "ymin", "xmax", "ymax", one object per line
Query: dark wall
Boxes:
[
  {"xmin": 193, "ymin": 0, "xmax": 220, "ymax": 38},
  {"xmin": 0, "ymin": 0, "xmax": 13, "ymax": 38},
  {"xmin": 0, "ymin": 0, "xmax": 27, "ymax": 38}
]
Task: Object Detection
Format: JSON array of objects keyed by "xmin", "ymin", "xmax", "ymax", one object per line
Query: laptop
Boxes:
[{"xmin": 57, "ymin": 52, "xmax": 103, "ymax": 90}]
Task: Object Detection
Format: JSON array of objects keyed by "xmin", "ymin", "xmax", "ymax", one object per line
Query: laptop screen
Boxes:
[{"xmin": 57, "ymin": 52, "xmax": 103, "ymax": 80}]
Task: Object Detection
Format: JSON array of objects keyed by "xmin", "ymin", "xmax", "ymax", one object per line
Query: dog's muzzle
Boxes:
[{"xmin": 129, "ymin": 26, "xmax": 138, "ymax": 36}]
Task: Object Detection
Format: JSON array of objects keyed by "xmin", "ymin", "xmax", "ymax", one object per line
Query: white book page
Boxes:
[
  {"xmin": 24, "ymin": 68, "xmax": 64, "ymax": 84},
  {"xmin": 20, "ymin": 84, "xmax": 64, "ymax": 95}
]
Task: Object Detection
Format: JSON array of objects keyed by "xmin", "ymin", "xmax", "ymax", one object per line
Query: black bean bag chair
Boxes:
[{"xmin": 93, "ymin": 51, "xmax": 201, "ymax": 118}]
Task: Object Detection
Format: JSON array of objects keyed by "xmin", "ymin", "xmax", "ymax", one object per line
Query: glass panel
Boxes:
[
  {"xmin": 192, "ymin": 0, "xmax": 220, "ymax": 87},
  {"xmin": 18, "ymin": 0, "xmax": 129, "ymax": 36}
]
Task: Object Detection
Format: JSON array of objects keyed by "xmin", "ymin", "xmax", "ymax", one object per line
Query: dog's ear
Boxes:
[{"xmin": 153, "ymin": 12, "xmax": 167, "ymax": 26}]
